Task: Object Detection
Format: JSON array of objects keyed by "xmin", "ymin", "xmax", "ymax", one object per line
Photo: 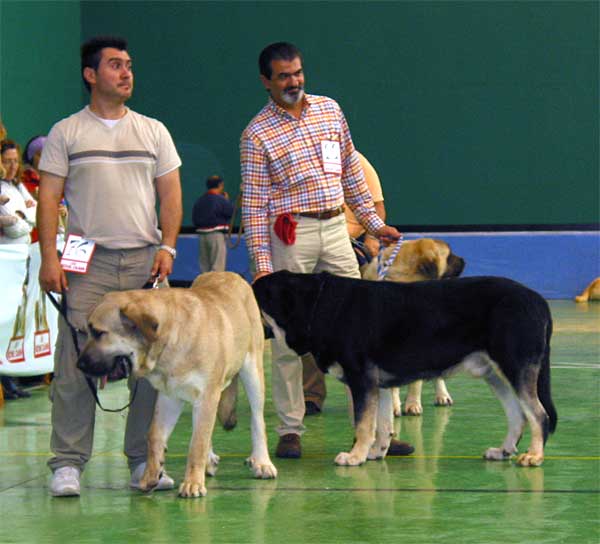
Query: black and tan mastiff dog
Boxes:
[
  {"xmin": 77, "ymin": 272, "xmax": 277, "ymax": 498},
  {"xmin": 253, "ymin": 271, "xmax": 557, "ymax": 467}
]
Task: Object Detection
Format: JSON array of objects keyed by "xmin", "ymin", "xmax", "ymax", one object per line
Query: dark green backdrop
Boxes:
[{"xmin": 2, "ymin": 1, "xmax": 598, "ymax": 227}]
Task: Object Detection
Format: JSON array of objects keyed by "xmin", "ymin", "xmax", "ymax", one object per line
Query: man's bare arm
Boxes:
[
  {"xmin": 37, "ymin": 172, "xmax": 67, "ymax": 292},
  {"xmin": 153, "ymin": 168, "xmax": 183, "ymax": 281}
]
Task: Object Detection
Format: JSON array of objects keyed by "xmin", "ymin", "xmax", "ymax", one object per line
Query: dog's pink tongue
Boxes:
[{"xmin": 100, "ymin": 376, "xmax": 108, "ymax": 389}]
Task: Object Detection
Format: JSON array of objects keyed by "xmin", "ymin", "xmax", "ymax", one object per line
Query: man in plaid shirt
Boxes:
[{"xmin": 241, "ymin": 42, "xmax": 411, "ymax": 459}]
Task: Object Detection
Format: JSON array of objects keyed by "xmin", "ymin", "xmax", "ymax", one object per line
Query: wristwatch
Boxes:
[{"xmin": 159, "ymin": 244, "xmax": 177, "ymax": 259}]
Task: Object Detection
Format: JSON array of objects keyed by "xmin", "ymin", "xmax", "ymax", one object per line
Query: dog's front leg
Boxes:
[
  {"xmin": 140, "ymin": 393, "xmax": 184, "ymax": 492},
  {"xmin": 335, "ymin": 386, "xmax": 378, "ymax": 466},
  {"xmin": 179, "ymin": 391, "xmax": 220, "ymax": 498},
  {"xmin": 368, "ymin": 388, "xmax": 394, "ymax": 460}
]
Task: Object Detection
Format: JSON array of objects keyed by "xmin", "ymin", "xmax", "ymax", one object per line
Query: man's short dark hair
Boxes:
[
  {"xmin": 81, "ymin": 36, "xmax": 128, "ymax": 92},
  {"xmin": 259, "ymin": 42, "xmax": 302, "ymax": 79},
  {"xmin": 206, "ymin": 175, "xmax": 223, "ymax": 190}
]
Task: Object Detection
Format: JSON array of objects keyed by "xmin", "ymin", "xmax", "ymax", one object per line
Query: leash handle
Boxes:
[
  {"xmin": 45, "ymin": 291, "xmax": 138, "ymax": 413},
  {"xmin": 376, "ymin": 235, "xmax": 404, "ymax": 281}
]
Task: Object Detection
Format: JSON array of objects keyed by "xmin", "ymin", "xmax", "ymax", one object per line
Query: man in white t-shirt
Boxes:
[{"xmin": 37, "ymin": 36, "xmax": 183, "ymax": 497}]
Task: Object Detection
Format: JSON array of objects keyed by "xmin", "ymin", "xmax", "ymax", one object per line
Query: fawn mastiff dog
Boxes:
[
  {"xmin": 77, "ymin": 272, "xmax": 277, "ymax": 497},
  {"xmin": 254, "ymin": 271, "xmax": 557, "ymax": 467},
  {"xmin": 361, "ymin": 238, "xmax": 464, "ymax": 416}
]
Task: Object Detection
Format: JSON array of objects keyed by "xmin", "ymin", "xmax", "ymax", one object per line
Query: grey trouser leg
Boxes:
[
  {"xmin": 199, "ymin": 232, "xmax": 227, "ymax": 273},
  {"xmin": 48, "ymin": 245, "xmax": 157, "ymax": 473}
]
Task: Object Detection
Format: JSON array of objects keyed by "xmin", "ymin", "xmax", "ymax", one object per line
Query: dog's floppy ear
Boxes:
[
  {"xmin": 119, "ymin": 303, "xmax": 159, "ymax": 343},
  {"xmin": 417, "ymin": 258, "xmax": 440, "ymax": 280}
]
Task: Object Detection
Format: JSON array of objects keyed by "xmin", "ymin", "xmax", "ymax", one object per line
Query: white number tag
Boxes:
[
  {"xmin": 321, "ymin": 140, "xmax": 342, "ymax": 174},
  {"xmin": 60, "ymin": 234, "xmax": 96, "ymax": 274}
]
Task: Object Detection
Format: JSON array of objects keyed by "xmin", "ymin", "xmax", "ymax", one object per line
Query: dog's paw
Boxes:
[
  {"xmin": 402, "ymin": 400, "xmax": 423, "ymax": 416},
  {"xmin": 139, "ymin": 467, "xmax": 161, "ymax": 492},
  {"xmin": 434, "ymin": 393, "xmax": 454, "ymax": 406},
  {"xmin": 516, "ymin": 452, "xmax": 544, "ymax": 467},
  {"xmin": 367, "ymin": 445, "xmax": 387, "ymax": 460},
  {"xmin": 484, "ymin": 447, "xmax": 513, "ymax": 461},
  {"xmin": 206, "ymin": 451, "xmax": 220, "ymax": 477},
  {"xmin": 247, "ymin": 457, "xmax": 278, "ymax": 479},
  {"xmin": 178, "ymin": 479, "xmax": 207, "ymax": 498},
  {"xmin": 334, "ymin": 451, "xmax": 366, "ymax": 466}
]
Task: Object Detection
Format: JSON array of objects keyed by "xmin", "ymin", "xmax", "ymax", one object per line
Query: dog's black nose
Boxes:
[{"xmin": 76, "ymin": 355, "xmax": 89, "ymax": 372}]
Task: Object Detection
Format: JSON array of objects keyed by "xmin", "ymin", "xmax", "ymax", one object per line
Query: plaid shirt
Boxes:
[{"xmin": 240, "ymin": 94, "xmax": 384, "ymax": 273}]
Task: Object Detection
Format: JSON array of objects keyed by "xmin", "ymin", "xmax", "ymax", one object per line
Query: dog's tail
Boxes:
[
  {"xmin": 538, "ymin": 321, "xmax": 557, "ymax": 439},
  {"xmin": 217, "ymin": 376, "xmax": 238, "ymax": 431}
]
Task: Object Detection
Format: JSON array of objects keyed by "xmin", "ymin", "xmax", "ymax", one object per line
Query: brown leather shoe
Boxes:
[
  {"xmin": 275, "ymin": 433, "xmax": 302, "ymax": 458},
  {"xmin": 387, "ymin": 438, "xmax": 415, "ymax": 456}
]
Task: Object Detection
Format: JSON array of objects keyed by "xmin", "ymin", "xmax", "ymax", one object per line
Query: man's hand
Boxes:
[
  {"xmin": 150, "ymin": 249, "xmax": 174, "ymax": 283},
  {"xmin": 253, "ymin": 271, "xmax": 271, "ymax": 283},
  {"xmin": 375, "ymin": 225, "xmax": 402, "ymax": 245},
  {"xmin": 363, "ymin": 235, "xmax": 380, "ymax": 257},
  {"xmin": 39, "ymin": 254, "xmax": 68, "ymax": 293}
]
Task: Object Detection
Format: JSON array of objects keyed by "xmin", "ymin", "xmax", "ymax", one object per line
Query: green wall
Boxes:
[
  {"xmin": 3, "ymin": 1, "xmax": 598, "ymax": 227},
  {"xmin": 0, "ymin": 0, "xmax": 83, "ymax": 150}
]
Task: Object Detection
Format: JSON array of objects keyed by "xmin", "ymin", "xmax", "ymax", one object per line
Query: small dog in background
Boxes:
[
  {"xmin": 360, "ymin": 238, "xmax": 464, "ymax": 416},
  {"xmin": 575, "ymin": 277, "xmax": 600, "ymax": 302}
]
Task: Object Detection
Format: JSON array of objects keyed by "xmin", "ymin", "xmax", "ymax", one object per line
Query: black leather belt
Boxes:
[{"xmin": 297, "ymin": 206, "xmax": 345, "ymax": 220}]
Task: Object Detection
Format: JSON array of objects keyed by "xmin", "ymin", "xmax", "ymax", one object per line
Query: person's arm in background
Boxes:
[
  {"xmin": 154, "ymin": 168, "xmax": 183, "ymax": 282},
  {"xmin": 37, "ymin": 172, "xmax": 67, "ymax": 292}
]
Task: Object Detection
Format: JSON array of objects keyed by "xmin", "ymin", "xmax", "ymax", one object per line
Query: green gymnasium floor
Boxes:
[{"xmin": 0, "ymin": 300, "xmax": 598, "ymax": 544}]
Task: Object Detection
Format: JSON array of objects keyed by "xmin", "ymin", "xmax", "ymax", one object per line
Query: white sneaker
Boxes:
[
  {"xmin": 50, "ymin": 466, "xmax": 81, "ymax": 497},
  {"xmin": 129, "ymin": 462, "xmax": 175, "ymax": 491}
]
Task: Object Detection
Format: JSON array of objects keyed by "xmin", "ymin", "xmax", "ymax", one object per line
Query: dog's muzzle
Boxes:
[{"xmin": 77, "ymin": 354, "xmax": 133, "ymax": 380}]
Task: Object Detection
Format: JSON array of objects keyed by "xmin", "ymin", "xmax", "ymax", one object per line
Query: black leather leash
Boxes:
[{"xmin": 46, "ymin": 291, "xmax": 138, "ymax": 413}]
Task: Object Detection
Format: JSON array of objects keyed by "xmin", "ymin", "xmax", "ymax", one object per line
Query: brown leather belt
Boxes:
[{"xmin": 297, "ymin": 205, "xmax": 345, "ymax": 220}]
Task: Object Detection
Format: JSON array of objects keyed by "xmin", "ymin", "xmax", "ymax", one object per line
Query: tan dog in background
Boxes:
[
  {"xmin": 575, "ymin": 277, "xmax": 600, "ymax": 302},
  {"xmin": 77, "ymin": 272, "xmax": 277, "ymax": 498},
  {"xmin": 360, "ymin": 238, "xmax": 464, "ymax": 416}
]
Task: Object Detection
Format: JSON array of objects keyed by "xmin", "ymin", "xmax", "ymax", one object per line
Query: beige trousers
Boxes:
[
  {"xmin": 48, "ymin": 245, "xmax": 159, "ymax": 473},
  {"xmin": 270, "ymin": 213, "xmax": 360, "ymax": 436}
]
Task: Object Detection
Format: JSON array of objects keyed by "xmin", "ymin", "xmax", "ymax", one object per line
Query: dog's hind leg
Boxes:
[
  {"xmin": 462, "ymin": 352, "xmax": 525, "ymax": 461},
  {"xmin": 368, "ymin": 388, "xmax": 394, "ymax": 460},
  {"xmin": 514, "ymin": 366, "xmax": 549, "ymax": 467},
  {"xmin": 403, "ymin": 380, "xmax": 424, "ymax": 415},
  {"xmin": 140, "ymin": 393, "xmax": 184, "ymax": 492},
  {"xmin": 335, "ymin": 382, "xmax": 378, "ymax": 466},
  {"xmin": 391, "ymin": 387, "xmax": 402, "ymax": 417},
  {"xmin": 239, "ymin": 352, "xmax": 278, "ymax": 479},
  {"xmin": 179, "ymin": 390, "xmax": 221, "ymax": 498},
  {"xmin": 482, "ymin": 368, "xmax": 526, "ymax": 461},
  {"xmin": 434, "ymin": 378, "xmax": 453, "ymax": 406}
]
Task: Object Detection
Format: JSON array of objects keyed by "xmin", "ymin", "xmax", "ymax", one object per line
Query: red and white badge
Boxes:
[
  {"xmin": 34, "ymin": 330, "xmax": 52, "ymax": 358},
  {"xmin": 321, "ymin": 140, "xmax": 342, "ymax": 174},
  {"xmin": 6, "ymin": 336, "xmax": 25, "ymax": 363},
  {"xmin": 60, "ymin": 234, "xmax": 96, "ymax": 274}
]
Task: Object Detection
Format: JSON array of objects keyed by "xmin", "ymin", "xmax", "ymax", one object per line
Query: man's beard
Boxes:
[{"xmin": 281, "ymin": 86, "xmax": 304, "ymax": 105}]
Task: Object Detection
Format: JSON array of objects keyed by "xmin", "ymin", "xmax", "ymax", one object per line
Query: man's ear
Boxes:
[
  {"xmin": 83, "ymin": 66, "xmax": 96, "ymax": 88},
  {"xmin": 260, "ymin": 74, "xmax": 271, "ymax": 92},
  {"xmin": 119, "ymin": 303, "xmax": 159, "ymax": 343}
]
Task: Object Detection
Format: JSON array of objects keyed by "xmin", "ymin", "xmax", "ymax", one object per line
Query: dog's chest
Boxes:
[{"xmin": 146, "ymin": 372, "xmax": 207, "ymax": 402}]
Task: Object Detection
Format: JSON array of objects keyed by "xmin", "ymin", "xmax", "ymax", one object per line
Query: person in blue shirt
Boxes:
[{"xmin": 192, "ymin": 175, "xmax": 234, "ymax": 272}]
